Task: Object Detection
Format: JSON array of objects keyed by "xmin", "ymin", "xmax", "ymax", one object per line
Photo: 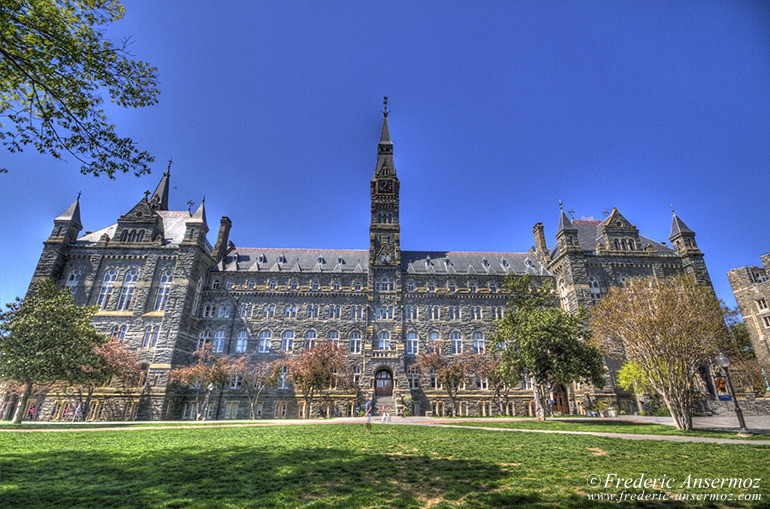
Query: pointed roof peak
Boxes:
[
  {"xmin": 379, "ymin": 96, "xmax": 392, "ymax": 144},
  {"xmin": 187, "ymin": 198, "xmax": 208, "ymax": 228},
  {"xmin": 557, "ymin": 207, "xmax": 577, "ymax": 234},
  {"xmin": 149, "ymin": 162, "xmax": 171, "ymax": 211},
  {"xmin": 55, "ymin": 196, "xmax": 82, "ymax": 228},
  {"xmin": 670, "ymin": 211, "xmax": 694, "ymax": 239}
]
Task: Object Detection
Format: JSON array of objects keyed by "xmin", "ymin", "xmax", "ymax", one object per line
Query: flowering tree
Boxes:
[
  {"xmin": 168, "ymin": 345, "xmax": 233, "ymax": 420},
  {"xmin": 470, "ymin": 353, "xmax": 520, "ymax": 415},
  {"xmin": 492, "ymin": 275, "xmax": 605, "ymax": 421},
  {"xmin": 283, "ymin": 340, "xmax": 351, "ymax": 419},
  {"xmin": 591, "ymin": 275, "xmax": 728, "ymax": 430},
  {"xmin": 230, "ymin": 356, "xmax": 279, "ymax": 419},
  {"xmin": 417, "ymin": 349, "xmax": 475, "ymax": 416}
]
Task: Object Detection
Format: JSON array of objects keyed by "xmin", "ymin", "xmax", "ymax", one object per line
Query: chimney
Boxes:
[
  {"xmin": 533, "ymin": 223, "xmax": 548, "ymax": 261},
  {"xmin": 212, "ymin": 216, "xmax": 232, "ymax": 261}
]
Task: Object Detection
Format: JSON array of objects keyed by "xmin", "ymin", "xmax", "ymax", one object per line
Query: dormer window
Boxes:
[
  {"xmin": 268, "ymin": 279, "xmax": 277, "ymax": 290},
  {"xmin": 211, "ymin": 279, "xmax": 220, "ymax": 289},
  {"xmin": 482, "ymin": 258, "xmax": 489, "ymax": 267},
  {"xmin": 278, "ymin": 255, "xmax": 287, "ymax": 264},
  {"xmin": 258, "ymin": 254, "xmax": 267, "ymax": 264},
  {"xmin": 311, "ymin": 281, "xmax": 319, "ymax": 291},
  {"xmin": 289, "ymin": 280, "xmax": 298, "ymax": 290},
  {"xmin": 337, "ymin": 257, "xmax": 345, "ymax": 265},
  {"xmin": 317, "ymin": 257, "xmax": 325, "ymax": 264},
  {"xmin": 501, "ymin": 259, "xmax": 509, "ymax": 268}
]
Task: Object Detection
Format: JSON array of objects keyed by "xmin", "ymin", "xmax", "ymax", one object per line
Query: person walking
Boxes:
[{"xmin": 364, "ymin": 406, "xmax": 372, "ymax": 434}]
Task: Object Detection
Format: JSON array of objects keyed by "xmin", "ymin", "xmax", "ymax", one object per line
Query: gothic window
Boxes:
[
  {"xmin": 262, "ymin": 304, "xmax": 275, "ymax": 318},
  {"xmin": 493, "ymin": 307, "xmax": 504, "ymax": 320},
  {"xmin": 588, "ymin": 276, "xmax": 601, "ymax": 302},
  {"xmin": 352, "ymin": 366, "xmax": 361, "ymax": 384},
  {"xmin": 303, "ymin": 330, "xmax": 316, "ymax": 349},
  {"xmin": 65, "ymin": 269, "xmax": 81, "ymax": 296},
  {"xmin": 447, "ymin": 306, "xmax": 459, "ymax": 320},
  {"xmin": 469, "ymin": 281, "xmax": 477, "ymax": 293},
  {"xmin": 405, "ymin": 305, "xmax": 417, "ymax": 320},
  {"xmin": 559, "ymin": 281, "xmax": 571, "ymax": 312},
  {"xmin": 142, "ymin": 326, "xmax": 159, "ymax": 349},
  {"xmin": 350, "ymin": 306, "xmax": 363, "ymax": 320},
  {"xmin": 202, "ymin": 304, "xmax": 215, "ymax": 318},
  {"xmin": 226, "ymin": 280, "xmax": 234, "ymax": 290},
  {"xmin": 258, "ymin": 331, "xmax": 271, "ymax": 353},
  {"xmin": 96, "ymin": 269, "xmax": 118, "ymax": 309},
  {"xmin": 763, "ymin": 316, "xmax": 770, "ymax": 328},
  {"xmin": 213, "ymin": 331, "xmax": 226, "ymax": 353},
  {"xmin": 473, "ymin": 332, "xmax": 485, "ymax": 354},
  {"xmin": 281, "ymin": 331, "xmax": 294, "ymax": 351},
  {"xmin": 285, "ymin": 304, "xmax": 297, "ymax": 318},
  {"xmin": 628, "ymin": 239, "xmax": 635, "ymax": 250},
  {"xmin": 377, "ymin": 331, "xmax": 390, "ymax": 350},
  {"xmin": 311, "ymin": 281, "xmax": 319, "ymax": 291},
  {"xmin": 756, "ymin": 298, "xmax": 767, "ymax": 311},
  {"xmin": 448, "ymin": 281, "xmax": 456, "ymax": 292},
  {"xmin": 211, "ymin": 279, "xmax": 220, "ymax": 289},
  {"xmin": 219, "ymin": 304, "xmax": 232, "ymax": 318},
  {"xmin": 332, "ymin": 280, "xmax": 341, "ymax": 291},
  {"xmin": 117, "ymin": 269, "xmax": 138, "ymax": 311},
  {"xmin": 306, "ymin": 305, "xmax": 320, "ymax": 318},
  {"xmin": 406, "ymin": 331, "xmax": 418, "ymax": 355},
  {"xmin": 428, "ymin": 281, "xmax": 436, "ymax": 293},
  {"xmin": 240, "ymin": 304, "xmax": 252, "ymax": 318},
  {"xmin": 154, "ymin": 271, "xmax": 173, "ymax": 311},
  {"xmin": 197, "ymin": 331, "xmax": 211, "ymax": 350},
  {"xmin": 406, "ymin": 280, "xmax": 415, "ymax": 292},
  {"xmin": 613, "ymin": 239, "xmax": 620, "ymax": 250},
  {"xmin": 289, "ymin": 280, "xmax": 298, "ymax": 290},
  {"xmin": 476, "ymin": 376, "xmax": 488, "ymax": 390},
  {"xmin": 328, "ymin": 305, "xmax": 341, "ymax": 319},
  {"xmin": 247, "ymin": 280, "xmax": 256, "ymax": 290},
  {"xmin": 328, "ymin": 330, "xmax": 340, "ymax": 347},
  {"xmin": 349, "ymin": 331, "xmax": 362, "ymax": 354},
  {"xmin": 429, "ymin": 331, "xmax": 440, "ymax": 347},
  {"xmin": 429, "ymin": 306, "xmax": 440, "ymax": 320},
  {"xmin": 192, "ymin": 278, "xmax": 203, "ymax": 316},
  {"xmin": 472, "ymin": 306, "xmax": 483, "ymax": 320},
  {"xmin": 353, "ymin": 280, "xmax": 362, "ymax": 291},
  {"xmin": 268, "ymin": 279, "xmax": 277, "ymax": 290},
  {"xmin": 450, "ymin": 332, "xmax": 462, "ymax": 355},
  {"xmin": 111, "ymin": 325, "xmax": 128, "ymax": 341},
  {"xmin": 489, "ymin": 282, "xmax": 497, "ymax": 293},
  {"xmin": 235, "ymin": 331, "xmax": 248, "ymax": 353}
]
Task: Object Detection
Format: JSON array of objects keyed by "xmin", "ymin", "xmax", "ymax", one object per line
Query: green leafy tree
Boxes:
[
  {"xmin": 491, "ymin": 275, "xmax": 605, "ymax": 421},
  {"xmin": 591, "ymin": 275, "xmax": 728, "ymax": 430},
  {"xmin": 0, "ymin": 280, "xmax": 106, "ymax": 423},
  {"xmin": 0, "ymin": 0, "xmax": 159, "ymax": 176}
]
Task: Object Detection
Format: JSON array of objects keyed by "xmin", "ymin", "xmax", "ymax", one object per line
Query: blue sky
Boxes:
[{"xmin": 1, "ymin": 1, "xmax": 769, "ymax": 309}]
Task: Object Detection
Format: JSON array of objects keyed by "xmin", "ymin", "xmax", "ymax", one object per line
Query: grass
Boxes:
[
  {"xmin": 442, "ymin": 419, "xmax": 770, "ymax": 441},
  {"xmin": 0, "ymin": 423, "xmax": 767, "ymax": 508}
]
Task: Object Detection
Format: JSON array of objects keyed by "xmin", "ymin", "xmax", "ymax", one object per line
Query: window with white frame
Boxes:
[
  {"xmin": 240, "ymin": 304, "xmax": 252, "ymax": 318},
  {"xmin": 142, "ymin": 325, "xmax": 159, "ymax": 348},
  {"xmin": 332, "ymin": 280, "xmax": 341, "ymax": 291},
  {"xmin": 448, "ymin": 281, "xmax": 456, "ymax": 292},
  {"xmin": 279, "ymin": 366, "xmax": 289, "ymax": 389},
  {"xmin": 406, "ymin": 280, "xmax": 415, "ymax": 292},
  {"xmin": 377, "ymin": 331, "xmax": 390, "ymax": 350},
  {"xmin": 247, "ymin": 280, "xmax": 256, "ymax": 290},
  {"xmin": 469, "ymin": 281, "xmax": 477, "ymax": 293},
  {"xmin": 226, "ymin": 280, "xmax": 234, "ymax": 290},
  {"xmin": 429, "ymin": 331, "xmax": 440, "ymax": 351},
  {"xmin": 352, "ymin": 366, "xmax": 361, "ymax": 384},
  {"xmin": 405, "ymin": 305, "xmax": 417, "ymax": 320},
  {"xmin": 116, "ymin": 270, "xmax": 138, "ymax": 311},
  {"xmin": 429, "ymin": 306, "xmax": 439, "ymax": 320},
  {"xmin": 489, "ymin": 282, "xmax": 497, "ymax": 293},
  {"xmin": 311, "ymin": 281, "xmax": 319, "ymax": 291},
  {"xmin": 230, "ymin": 376, "xmax": 242, "ymax": 390},
  {"xmin": 111, "ymin": 324, "xmax": 128, "ymax": 341},
  {"xmin": 472, "ymin": 306, "xmax": 483, "ymax": 320},
  {"xmin": 757, "ymin": 298, "xmax": 768, "ymax": 311},
  {"xmin": 307, "ymin": 304, "xmax": 320, "ymax": 318},
  {"xmin": 476, "ymin": 376, "xmax": 488, "ymax": 390},
  {"xmin": 202, "ymin": 304, "xmax": 215, "ymax": 317},
  {"xmin": 213, "ymin": 331, "xmax": 226, "ymax": 353},
  {"xmin": 407, "ymin": 365, "xmax": 420, "ymax": 389},
  {"xmin": 353, "ymin": 280, "xmax": 362, "ymax": 291},
  {"xmin": 473, "ymin": 332, "xmax": 485, "ymax": 354},
  {"xmin": 328, "ymin": 305, "xmax": 341, "ymax": 318},
  {"xmin": 588, "ymin": 276, "xmax": 601, "ymax": 302},
  {"xmin": 305, "ymin": 330, "xmax": 316, "ymax": 348},
  {"xmin": 258, "ymin": 331, "xmax": 271, "ymax": 353},
  {"xmin": 285, "ymin": 304, "xmax": 297, "ymax": 318},
  {"xmin": 211, "ymin": 279, "xmax": 220, "ymax": 289},
  {"xmin": 262, "ymin": 304, "xmax": 275, "ymax": 318},
  {"xmin": 218, "ymin": 304, "xmax": 231, "ymax": 318},
  {"xmin": 96, "ymin": 269, "xmax": 118, "ymax": 309},
  {"xmin": 153, "ymin": 271, "xmax": 173, "ymax": 311},
  {"xmin": 224, "ymin": 401, "xmax": 239, "ymax": 419},
  {"xmin": 289, "ymin": 279, "xmax": 298, "ymax": 290},
  {"xmin": 428, "ymin": 281, "xmax": 436, "ymax": 293},
  {"xmin": 192, "ymin": 278, "xmax": 203, "ymax": 316},
  {"xmin": 235, "ymin": 331, "xmax": 248, "ymax": 353},
  {"xmin": 406, "ymin": 331, "xmax": 418, "ymax": 355},
  {"xmin": 763, "ymin": 316, "xmax": 770, "ymax": 328},
  {"xmin": 268, "ymin": 279, "xmax": 277, "ymax": 290},
  {"xmin": 447, "ymin": 306, "xmax": 459, "ymax": 320},
  {"xmin": 198, "ymin": 330, "xmax": 211, "ymax": 350},
  {"xmin": 182, "ymin": 402, "xmax": 197, "ymax": 420},
  {"xmin": 65, "ymin": 268, "xmax": 81, "ymax": 296},
  {"xmin": 450, "ymin": 332, "xmax": 462, "ymax": 354},
  {"xmin": 349, "ymin": 331, "xmax": 362, "ymax": 354},
  {"xmin": 493, "ymin": 306, "xmax": 504, "ymax": 320},
  {"xmin": 350, "ymin": 306, "xmax": 363, "ymax": 320},
  {"xmin": 328, "ymin": 330, "xmax": 340, "ymax": 347},
  {"xmin": 281, "ymin": 331, "xmax": 294, "ymax": 351}
]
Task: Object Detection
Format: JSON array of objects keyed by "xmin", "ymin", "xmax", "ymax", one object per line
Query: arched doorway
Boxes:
[
  {"xmin": 552, "ymin": 384, "xmax": 569, "ymax": 414},
  {"xmin": 375, "ymin": 369, "xmax": 393, "ymax": 396}
]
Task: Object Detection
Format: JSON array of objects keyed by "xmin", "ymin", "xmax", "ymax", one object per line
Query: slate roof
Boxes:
[
  {"xmin": 402, "ymin": 251, "xmax": 549, "ymax": 276},
  {"xmin": 216, "ymin": 248, "xmax": 370, "ymax": 273},
  {"xmin": 549, "ymin": 219, "xmax": 675, "ymax": 258},
  {"xmin": 77, "ymin": 210, "xmax": 211, "ymax": 249}
]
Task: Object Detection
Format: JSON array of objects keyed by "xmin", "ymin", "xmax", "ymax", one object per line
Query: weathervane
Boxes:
[
  {"xmin": 143, "ymin": 190, "xmax": 150, "ymax": 201},
  {"xmin": 166, "ymin": 157, "xmax": 173, "ymax": 175},
  {"xmin": 567, "ymin": 206, "xmax": 575, "ymax": 220},
  {"xmin": 187, "ymin": 198, "xmax": 195, "ymax": 213},
  {"xmin": 670, "ymin": 204, "xmax": 675, "ymax": 214},
  {"xmin": 382, "ymin": 96, "xmax": 389, "ymax": 117},
  {"xmin": 558, "ymin": 199, "xmax": 563, "ymax": 211}
]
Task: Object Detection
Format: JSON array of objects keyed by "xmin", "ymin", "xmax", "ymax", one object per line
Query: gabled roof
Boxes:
[
  {"xmin": 55, "ymin": 197, "xmax": 82, "ymax": 229},
  {"xmin": 549, "ymin": 219, "xmax": 675, "ymax": 258},
  {"xmin": 77, "ymin": 210, "xmax": 211, "ymax": 249},
  {"xmin": 216, "ymin": 248, "xmax": 370, "ymax": 273},
  {"xmin": 402, "ymin": 251, "xmax": 550, "ymax": 276}
]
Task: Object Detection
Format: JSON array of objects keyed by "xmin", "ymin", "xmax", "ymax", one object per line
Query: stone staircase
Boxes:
[{"xmin": 373, "ymin": 395, "xmax": 395, "ymax": 416}]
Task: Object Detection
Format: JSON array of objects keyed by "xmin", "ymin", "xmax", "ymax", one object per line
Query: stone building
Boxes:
[
  {"xmin": 21, "ymin": 108, "xmax": 714, "ymax": 421},
  {"xmin": 728, "ymin": 255, "xmax": 770, "ymax": 373}
]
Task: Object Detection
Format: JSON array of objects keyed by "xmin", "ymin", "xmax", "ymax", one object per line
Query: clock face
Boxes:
[{"xmin": 377, "ymin": 179, "xmax": 394, "ymax": 194}]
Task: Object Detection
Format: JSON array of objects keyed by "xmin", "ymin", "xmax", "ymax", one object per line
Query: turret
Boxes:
[
  {"xmin": 183, "ymin": 198, "xmax": 209, "ymax": 246},
  {"xmin": 668, "ymin": 209, "xmax": 711, "ymax": 286},
  {"xmin": 28, "ymin": 196, "xmax": 83, "ymax": 294},
  {"xmin": 555, "ymin": 205, "xmax": 579, "ymax": 253}
]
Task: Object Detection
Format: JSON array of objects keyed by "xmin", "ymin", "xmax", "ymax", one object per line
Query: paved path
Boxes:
[{"xmin": 2, "ymin": 415, "xmax": 769, "ymax": 445}]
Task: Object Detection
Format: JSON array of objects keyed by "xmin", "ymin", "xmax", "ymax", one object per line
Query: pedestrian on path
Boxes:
[{"xmin": 364, "ymin": 406, "xmax": 372, "ymax": 434}]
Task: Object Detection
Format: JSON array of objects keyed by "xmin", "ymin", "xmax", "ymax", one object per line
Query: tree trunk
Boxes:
[
  {"xmin": 530, "ymin": 374, "xmax": 547, "ymax": 421},
  {"xmin": 12, "ymin": 382, "xmax": 33, "ymax": 424}
]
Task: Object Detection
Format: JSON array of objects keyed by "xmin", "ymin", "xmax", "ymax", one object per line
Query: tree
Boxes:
[
  {"xmin": 283, "ymin": 340, "xmax": 351, "ymax": 419},
  {"xmin": 491, "ymin": 275, "xmax": 605, "ymax": 421},
  {"xmin": 590, "ymin": 274, "xmax": 728, "ymax": 430},
  {"xmin": 231, "ymin": 355, "xmax": 279, "ymax": 419},
  {"xmin": 0, "ymin": 279, "xmax": 106, "ymax": 423},
  {"xmin": 0, "ymin": 0, "xmax": 159, "ymax": 177},
  {"xmin": 471, "ymin": 353, "xmax": 520, "ymax": 415},
  {"xmin": 417, "ymin": 348, "xmax": 475, "ymax": 416},
  {"xmin": 168, "ymin": 345, "xmax": 233, "ymax": 421}
]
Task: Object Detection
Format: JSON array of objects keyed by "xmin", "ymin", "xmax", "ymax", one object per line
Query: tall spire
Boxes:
[
  {"xmin": 55, "ymin": 195, "xmax": 82, "ymax": 229},
  {"xmin": 669, "ymin": 211, "xmax": 694, "ymax": 240},
  {"xmin": 380, "ymin": 96, "xmax": 391, "ymax": 143},
  {"xmin": 375, "ymin": 96, "xmax": 395, "ymax": 178},
  {"xmin": 149, "ymin": 159, "xmax": 171, "ymax": 211}
]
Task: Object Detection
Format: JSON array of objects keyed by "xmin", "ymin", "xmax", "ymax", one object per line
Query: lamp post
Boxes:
[{"xmin": 716, "ymin": 352, "xmax": 750, "ymax": 435}]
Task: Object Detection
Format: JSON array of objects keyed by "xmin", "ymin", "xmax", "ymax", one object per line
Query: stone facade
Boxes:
[
  {"xmin": 20, "ymin": 110, "xmax": 718, "ymax": 421},
  {"xmin": 728, "ymin": 254, "xmax": 770, "ymax": 373}
]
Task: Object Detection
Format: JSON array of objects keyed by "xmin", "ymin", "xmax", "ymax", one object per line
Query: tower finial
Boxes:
[
  {"xmin": 670, "ymin": 204, "xmax": 675, "ymax": 214},
  {"xmin": 558, "ymin": 199, "xmax": 563, "ymax": 211},
  {"xmin": 77, "ymin": 190, "xmax": 82, "ymax": 201},
  {"xmin": 382, "ymin": 96, "xmax": 389, "ymax": 117},
  {"xmin": 166, "ymin": 157, "xmax": 173, "ymax": 176},
  {"xmin": 144, "ymin": 190, "xmax": 150, "ymax": 201}
]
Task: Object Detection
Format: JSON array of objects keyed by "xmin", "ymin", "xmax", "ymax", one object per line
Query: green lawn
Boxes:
[
  {"xmin": 443, "ymin": 419, "xmax": 770, "ymax": 441},
  {"xmin": 0, "ymin": 424, "xmax": 767, "ymax": 508}
]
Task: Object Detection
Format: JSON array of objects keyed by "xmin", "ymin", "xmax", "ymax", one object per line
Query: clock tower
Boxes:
[{"xmin": 369, "ymin": 97, "xmax": 401, "ymax": 270}]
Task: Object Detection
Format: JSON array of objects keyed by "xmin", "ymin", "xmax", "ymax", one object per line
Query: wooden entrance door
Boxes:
[
  {"xmin": 552, "ymin": 384, "xmax": 569, "ymax": 414},
  {"xmin": 375, "ymin": 370, "xmax": 393, "ymax": 396}
]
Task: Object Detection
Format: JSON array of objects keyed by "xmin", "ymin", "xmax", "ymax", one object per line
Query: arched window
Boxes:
[
  {"xmin": 450, "ymin": 332, "xmax": 462, "ymax": 354},
  {"xmin": 225, "ymin": 280, "xmax": 234, "ymax": 290},
  {"xmin": 285, "ymin": 304, "xmax": 297, "ymax": 318},
  {"xmin": 305, "ymin": 330, "xmax": 317, "ymax": 349},
  {"xmin": 211, "ymin": 279, "xmax": 220, "ymax": 289},
  {"xmin": 247, "ymin": 280, "xmax": 256, "ymax": 290},
  {"xmin": 448, "ymin": 281, "xmax": 456, "ymax": 292},
  {"xmin": 65, "ymin": 269, "xmax": 81, "ymax": 296},
  {"xmin": 154, "ymin": 271, "xmax": 173, "ymax": 311},
  {"xmin": 406, "ymin": 280, "xmax": 415, "ymax": 292},
  {"xmin": 213, "ymin": 331, "xmax": 226, "ymax": 353},
  {"xmin": 262, "ymin": 304, "xmax": 275, "ymax": 318},
  {"xmin": 219, "ymin": 304, "xmax": 231, "ymax": 318},
  {"xmin": 258, "ymin": 331, "xmax": 271, "ymax": 353},
  {"xmin": 311, "ymin": 281, "xmax": 319, "ymax": 291},
  {"xmin": 328, "ymin": 305, "xmax": 341, "ymax": 318},
  {"xmin": 588, "ymin": 276, "xmax": 601, "ymax": 302},
  {"xmin": 192, "ymin": 278, "xmax": 203, "ymax": 316},
  {"xmin": 289, "ymin": 280, "xmax": 298, "ymax": 291},
  {"xmin": 328, "ymin": 330, "xmax": 339, "ymax": 346},
  {"xmin": 473, "ymin": 332, "xmax": 485, "ymax": 354},
  {"xmin": 377, "ymin": 331, "xmax": 390, "ymax": 350},
  {"xmin": 469, "ymin": 281, "xmax": 478, "ymax": 293},
  {"xmin": 117, "ymin": 269, "xmax": 138, "ymax": 311},
  {"xmin": 111, "ymin": 325, "xmax": 128, "ymax": 341},
  {"xmin": 353, "ymin": 280, "xmax": 362, "ymax": 291},
  {"xmin": 96, "ymin": 269, "xmax": 118, "ymax": 309},
  {"xmin": 332, "ymin": 280, "xmax": 341, "ymax": 291},
  {"xmin": 489, "ymin": 282, "xmax": 497, "ymax": 293},
  {"xmin": 349, "ymin": 331, "xmax": 362, "ymax": 354},
  {"xmin": 235, "ymin": 331, "xmax": 248, "ymax": 353},
  {"xmin": 281, "ymin": 331, "xmax": 294, "ymax": 351},
  {"xmin": 428, "ymin": 281, "xmax": 436, "ymax": 293},
  {"xmin": 198, "ymin": 330, "xmax": 211, "ymax": 350},
  {"xmin": 143, "ymin": 326, "xmax": 159, "ymax": 348},
  {"xmin": 406, "ymin": 331, "xmax": 418, "ymax": 355},
  {"xmin": 268, "ymin": 279, "xmax": 277, "ymax": 290}
]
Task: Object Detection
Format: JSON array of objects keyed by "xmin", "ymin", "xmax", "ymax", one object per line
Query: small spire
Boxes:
[
  {"xmin": 558, "ymin": 199, "xmax": 563, "ymax": 211},
  {"xmin": 382, "ymin": 96, "xmax": 389, "ymax": 117},
  {"xmin": 55, "ymin": 196, "xmax": 82, "ymax": 229},
  {"xmin": 143, "ymin": 190, "xmax": 150, "ymax": 201},
  {"xmin": 149, "ymin": 162, "xmax": 171, "ymax": 211},
  {"xmin": 669, "ymin": 210, "xmax": 694, "ymax": 240},
  {"xmin": 188, "ymin": 197, "xmax": 207, "ymax": 227},
  {"xmin": 77, "ymin": 190, "xmax": 82, "ymax": 201},
  {"xmin": 166, "ymin": 157, "xmax": 173, "ymax": 176}
]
